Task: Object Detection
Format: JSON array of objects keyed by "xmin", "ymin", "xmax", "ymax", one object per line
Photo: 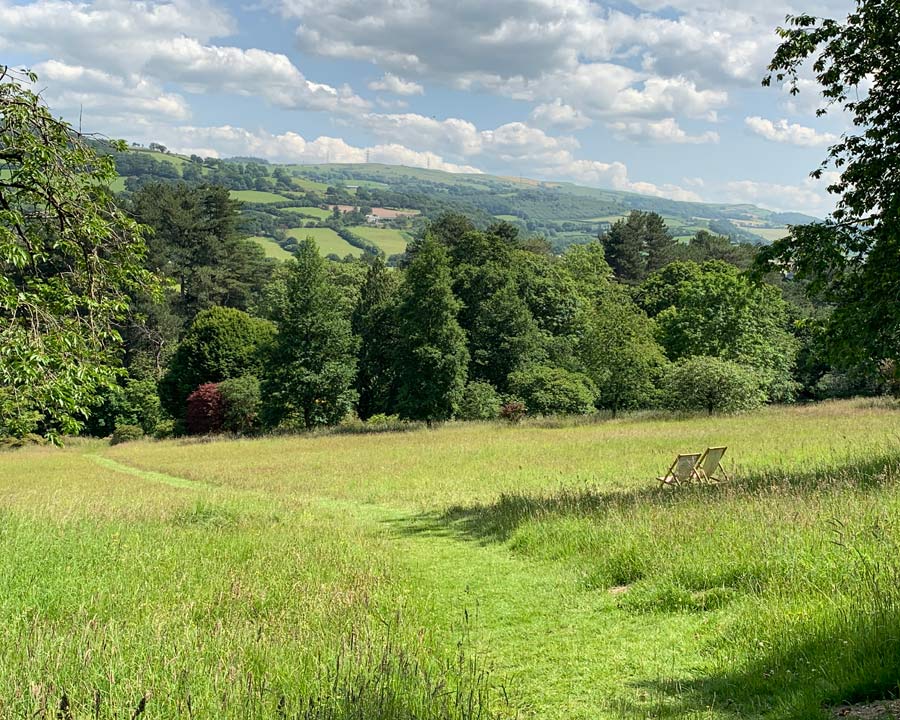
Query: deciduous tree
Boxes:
[
  {"xmin": 758, "ymin": 1, "xmax": 900, "ymax": 384},
  {"xmin": 0, "ymin": 67, "xmax": 156, "ymax": 440}
]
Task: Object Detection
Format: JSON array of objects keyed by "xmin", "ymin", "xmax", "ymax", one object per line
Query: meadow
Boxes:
[
  {"xmin": 251, "ymin": 236, "xmax": 294, "ymax": 260},
  {"xmin": 3, "ymin": 399, "xmax": 900, "ymax": 719},
  {"xmin": 285, "ymin": 228, "xmax": 362, "ymax": 258},
  {"xmin": 346, "ymin": 226, "xmax": 410, "ymax": 256}
]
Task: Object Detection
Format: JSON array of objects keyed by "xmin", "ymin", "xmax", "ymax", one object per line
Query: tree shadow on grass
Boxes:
[
  {"xmin": 619, "ymin": 612, "xmax": 900, "ymax": 720},
  {"xmin": 384, "ymin": 452, "xmax": 900, "ymax": 719},
  {"xmin": 389, "ymin": 451, "xmax": 900, "ymax": 546}
]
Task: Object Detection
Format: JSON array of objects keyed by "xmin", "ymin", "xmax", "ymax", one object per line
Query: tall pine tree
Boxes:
[
  {"xmin": 601, "ymin": 211, "xmax": 673, "ymax": 283},
  {"xmin": 352, "ymin": 258, "xmax": 400, "ymax": 419},
  {"xmin": 394, "ymin": 236, "xmax": 469, "ymax": 422},
  {"xmin": 262, "ymin": 238, "xmax": 358, "ymax": 429}
]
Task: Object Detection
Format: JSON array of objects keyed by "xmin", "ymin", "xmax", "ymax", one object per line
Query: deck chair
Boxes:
[
  {"xmin": 657, "ymin": 452, "xmax": 702, "ymax": 487},
  {"xmin": 696, "ymin": 446, "xmax": 729, "ymax": 483}
]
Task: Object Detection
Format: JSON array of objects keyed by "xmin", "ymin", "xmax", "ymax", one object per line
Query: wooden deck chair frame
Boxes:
[
  {"xmin": 657, "ymin": 452, "xmax": 702, "ymax": 487},
  {"xmin": 696, "ymin": 446, "xmax": 729, "ymax": 483}
]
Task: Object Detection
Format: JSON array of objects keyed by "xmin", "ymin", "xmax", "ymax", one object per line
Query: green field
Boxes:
[
  {"xmin": 3, "ymin": 399, "xmax": 900, "ymax": 719},
  {"xmin": 291, "ymin": 176, "xmax": 330, "ymax": 193},
  {"xmin": 348, "ymin": 226, "xmax": 410, "ymax": 256},
  {"xmin": 284, "ymin": 205, "xmax": 332, "ymax": 219},
  {"xmin": 251, "ymin": 236, "xmax": 293, "ymax": 260},
  {"xmin": 229, "ymin": 190, "xmax": 290, "ymax": 203},
  {"xmin": 748, "ymin": 227, "xmax": 790, "ymax": 242},
  {"xmin": 286, "ymin": 227, "xmax": 362, "ymax": 257}
]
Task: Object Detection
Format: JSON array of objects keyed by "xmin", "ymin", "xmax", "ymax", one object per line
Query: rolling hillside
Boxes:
[{"xmin": 105, "ymin": 145, "xmax": 816, "ymax": 257}]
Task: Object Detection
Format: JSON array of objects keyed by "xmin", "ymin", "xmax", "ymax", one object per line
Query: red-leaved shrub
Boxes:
[
  {"xmin": 185, "ymin": 383, "xmax": 225, "ymax": 435},
  {"xmin": 499, "ymin": 400, "xmax": 526, "ymax": 423}
]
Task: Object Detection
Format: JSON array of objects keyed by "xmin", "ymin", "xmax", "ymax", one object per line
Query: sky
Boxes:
[{"xmin": 0, "ymin": 0, "xmax": 857, "ymax": 215}]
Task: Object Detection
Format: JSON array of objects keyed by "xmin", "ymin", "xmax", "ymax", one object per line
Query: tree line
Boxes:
[{"xmin": 3, "ymin": 1, "xmax": 899, "ymax": 445}]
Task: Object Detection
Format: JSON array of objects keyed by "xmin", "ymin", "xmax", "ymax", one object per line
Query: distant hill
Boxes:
[{"xmin": 103, "ymin": 144, "xmax": 818, "ymax": 254}]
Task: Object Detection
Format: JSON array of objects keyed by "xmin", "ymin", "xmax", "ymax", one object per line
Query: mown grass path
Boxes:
[{"xmin": 90, "ymin": 449, "xmax": 718, "ymax": 719}]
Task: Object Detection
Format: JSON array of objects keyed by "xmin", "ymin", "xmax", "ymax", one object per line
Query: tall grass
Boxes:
[
  {"xmin": 441, "ymin": 451, "xmax": 900, "ymax": 717},
  {"xmin": 3, "ymin": 399, "xmax": 900, "ymax": 719}
]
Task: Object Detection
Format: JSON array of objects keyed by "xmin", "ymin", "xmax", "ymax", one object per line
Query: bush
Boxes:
[
  {"xmin": 110, "ymin": 424, "xmax": 144, "ymax": 445},
  {"xmin": 457, "ymin": 381, "xmax": 502, "ymax": 421},
  {"xmin": 159, "ymin": 307, "xmax": 275, "ymax": 420},
  {"xmin": 0, "ymin": 433, "xmax": 47, "ymax": 450},
  {"xmin": 185, "ymin": 383, "xmax": 225, "ymax": 435},
  {"xmin": 153, "ymin": 419, "xmax": 177, "ymax": 439},
  {"xmin": 499, "ymin": 400, "xmax": 527, "ymax": 423},
  {"xmin": 218, "ymin": 375, "xmax": 262, "ymax": 434},
  {"xmin": 85, "ymin": 376, "xmax": 162, "ymax": 436},
  {"xmin": 507, "ymin": 365, "xmax": 597, "ymax": 416},
  {"xmin": 663, "ymin": 356, "xmax": 765, "ymax": 414}
]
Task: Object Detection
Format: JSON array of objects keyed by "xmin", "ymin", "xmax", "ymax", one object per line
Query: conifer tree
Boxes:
[
  {"xmin": 394, "ymin": 236, "xmax": 469, "ymax": 422},
  {"xmin": 262, "ymin": 238, "xmax": 357, "ymax": 429},
  {"xmin": 352, "ymin": 258, "xmax": 400, "ymax": 419},
  {"xmin": 601, "ymin": 211, "xmax": 673, "ymax": 282}
]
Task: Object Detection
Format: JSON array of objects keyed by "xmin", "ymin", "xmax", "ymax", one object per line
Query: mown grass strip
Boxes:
[{"xmin": 88, "ymin": 453, "xmax": 218, "ymax": 491}]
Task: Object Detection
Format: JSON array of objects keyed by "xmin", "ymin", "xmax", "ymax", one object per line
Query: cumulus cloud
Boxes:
[
  {"xmin": 721, "ymin": 178, "xmax": 834, "ymax": 216},
  {"xmin": 530, "ymin": 99, "xmax": 592, "ymax": 130},
  {"xmin": 155, "ymin": 125, "xmax": 482, "ymax": 174},
  {"xmin": 368, "ymin": 73, "xmax": 424, "ymax": 96},
  {"xmin": 745, "ymin": 116, "xmax": 838, "ymax": 147},
  {"xmin": 0, "ymin": 0, "xmax": 368, "ymax": 114},
  {"xmin": 270, "ymin": 0, "xmax": 836, "ymax": 119},
  {"xmin": 608, "ymin": 118, "xmax": 719, "ymax": 144},
  {"xmin": 33, "ymin": 59, "xmax": 190, "ymax": 122}
]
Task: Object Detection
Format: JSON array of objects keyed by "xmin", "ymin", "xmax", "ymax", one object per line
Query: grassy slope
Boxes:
[
  {"xmin": 347, "ymin": 226, "xmax": 410, "ymax": 256},
  {"xmin": 251, "ymin": 236, "xmax": 293, "ymax": 260},
  {"xmin": 229, "ymin": 189, "xmax": 290, "ymax": 203},
  {"xmin": 3, "ymin": 400, "xmax": 900, "ymax": 719},
  {"xmin": 286, "ymin": 227, "xmax": 362, "ymax": 257},
  {"xmin": 284, "ymin": 206, "xmax": 332, "ymax": 219}
]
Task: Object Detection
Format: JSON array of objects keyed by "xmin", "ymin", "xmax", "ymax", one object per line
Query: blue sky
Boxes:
[{"xmin": 0, "ymin": 0, "xmax": 855, "ymax": 215}]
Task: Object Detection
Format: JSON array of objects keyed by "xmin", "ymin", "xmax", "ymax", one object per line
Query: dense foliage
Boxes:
[
  {"xmin": 663, "ymin": 357, "xmax": 765, "ymax": 414},
  {"xmin": 261, "ymin": 239, "xmax": 358, "ymax": 429},
  {"xmin": 0, "ymin": 68, "xmax": 156, "ymax": 441},
  {"xmin": 759, "ymin": 0, "xmax": 900, "ymax": 390},
  {"xmin": 159, "ymin": 306, "xmax": 274, "ymax": 420},
  {"xmin": 4, "ymin": 59, "xmax": 894, "ymax": 442}
]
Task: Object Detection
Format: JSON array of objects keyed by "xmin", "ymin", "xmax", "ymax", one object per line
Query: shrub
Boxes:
[
  {"xmin": 185, "ymin": 383, "xmax": 225, "ymax": 435},
  {"xmin": 0, "ymin": 433, "xmax": 47, "ymax": 450},
  {"xmin": 499, "ymin": 400, "xmax": 527, "ymax": 422},
  {"xmin": 663, "ymin": 356, "xmax": 765, "ymax": 414},
  {"xmin": 457, "ymin": 381, "xmax": 502, "ymax": 421},
  {"xmin": 159, "ymin": 307, "xmax": 275, "ymax": 420},
  {"xmin": 507, "ymin": 365, "xmax": 597, "ymax": 416},
  {"xmin": 153, "ymin": 419, "xmax": 176, "ymax": 439},
  {"xmin": 85, "ymin": 376, "xmax": 162, "ymax": 436},
  {"xmin": 110, "ymin": 424, "xmax": 144, "ymax": 445},
  {"xmin": 218, "ymin": 375, "xmax": 262, "ymax": 434}
]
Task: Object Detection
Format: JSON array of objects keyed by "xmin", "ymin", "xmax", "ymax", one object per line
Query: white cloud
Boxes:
[
  {"xmin": 530, "ymin": 99, "xmax": 592, "ymax": 130},
  {"xmin": 608, "ymin": 118, "xmax": 719, "ymax": 144},
  {"xmin": 745, "ymin": 116, "xmax": 838, "ymax": 147},
  {"xmin": 157, "ymin": 125, "xmax": 483, "ymax": 174},
  {"xmin": 721, "ymin": 178, "xmax": 834, "ymax": 216},
  {"xmin": 368, "ymin": 73, "xmax": 424, "ymax": 96},
  {"xmin": 0, "ymin": 0, "xmax": 368, "ymax": 114},
  {"xmin": 360, "ymin": 113, "xmax": 483, "ymax": 157},
  {"xmin": 270, "ymin": 0, "xmax": 832, "ymax": 120},
  {"xmin": 33, "ymin": 59, "xmax": 190, "ymax": 122}
]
